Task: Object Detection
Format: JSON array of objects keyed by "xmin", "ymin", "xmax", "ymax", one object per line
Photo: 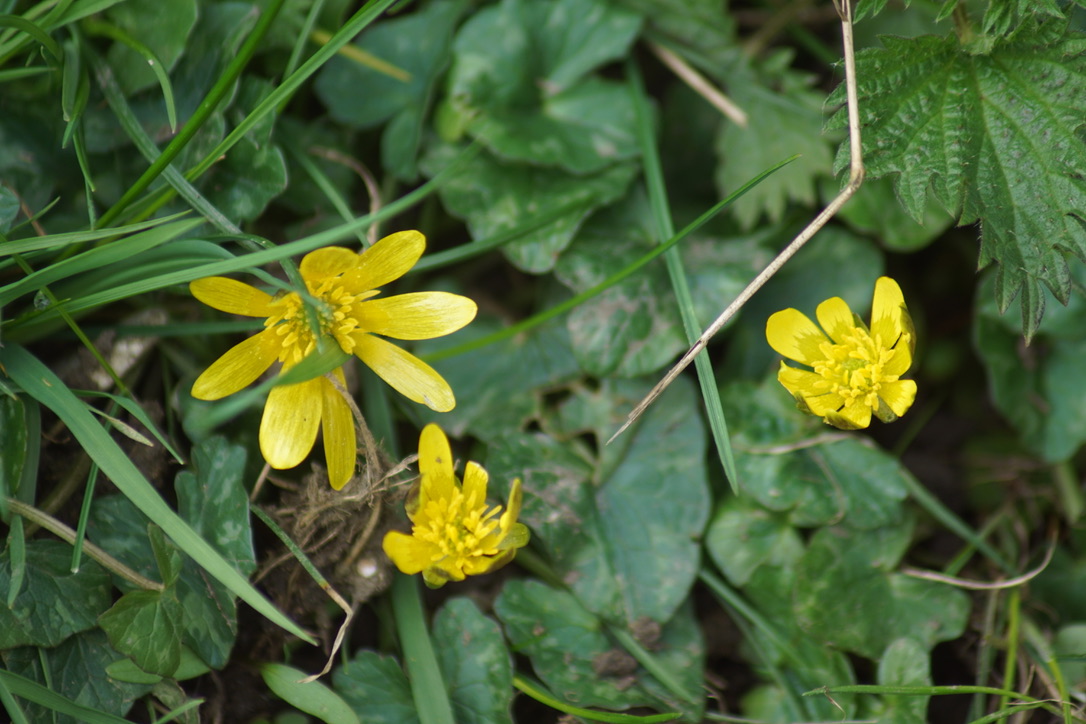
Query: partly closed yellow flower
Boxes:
[
  {"xmin": 190, "ymin": 231, "xmax": 477, "ymax": 490},
  {"xmin": 765, "ymin": 276, "xmax": 917, "ymax": 430},
  {"xmin": 382, "ymin": 424, "xmax": 530, "ymax": 588}
]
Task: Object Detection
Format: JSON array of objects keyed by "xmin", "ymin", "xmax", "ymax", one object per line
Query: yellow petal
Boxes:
[
  {"xmin": 825, "ymin": 399, "xmax": 871, "ymax": 430},
  {"xmin": 883, "ymin": 338, "xmax": 913, "ymax": 377},
  {"xmin": 879, "ymin": 379, "xmax": 917, "ymax": 418},
  {"xmin": 190, "ymin": 277, "xmax": 274, "ymax": 317},
  {"xmin": 498, "ymin": 478, "xmax": 523, "ymax": 535},
  {"xmin": 320, "ymin": 371, "xmax": 356, "ymax": 490},
  {"xmin": 815, "ymin": 296, "xmax": 857, "ymax": 345},
  {"xmin": 382, "ymin": 530, "xmax": 433, "ymax": 575},
  {"xmin": 343, "ymin": 230, "xmax": 425, "ymax": 293},
  {"xmin": 499, "ymin": 522, "xmax": 531, "ymax": 551},
  {"xmin": 804, "ymin": 391, "xmax": 846, "ymax": 417},
  {"xmin": 418, "ymin": 423, "xmax": 456, "ymax": 505},
  {"xmin": 300, "ymin": 247, "xmax": 359, "ymax": 282},
  {"xmin": 777, "ymin": 363, "xmax": 828, "ymax": 399},
  {"xmin": 870, "ymin": 276, "xmax": 907, "ymax": 347},
  {"xmin": 352, "ymin": 334, "xmax": 455, "ymax": 411},
  {"xmin": 191, "ymin": 330, "xmax": 279, "ymax": 400},
  {"xmin": 357, "ymin": 292, "xmax": 477, "ymax": 340},
  {"xmin": 766, "ymin": 309, "xmax": 828, "ymax": 366},
  {"xmin": 461, "ymin": 461, "xmax": 489, "ymax": 506},
  {"xmin": 423, "ymin": 564, "xmax": 462, "ymax": 588},
  {"xmin": 259, "ymin": 377, "xmax": 323, "ymax": 469}
]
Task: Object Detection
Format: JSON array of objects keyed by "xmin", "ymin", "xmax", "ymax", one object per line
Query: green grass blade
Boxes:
[
  {"xmin": 0, "ymin": 669, "xmax": 133, "ymax": 724},
  {"xmin": 0, "ymin": 15, "xmax": 61, "ymax": 64},
  {"xmin": 82, "ymin": 19, "xmax": 177, "ymax": 132},
  {"xmin": 0, "ymin": 214, "xmax": 187, "ymax": 256},
  {"xmin": 0, "ymin": 670, "xmax": 29, "ymax": 724},
  {"xmin": 391, "ymin": 573, "xmax": 456, "ymax": 724},
  {"xmin": 513, "ymin": 675, "xmax": 680, "ymax": 723},
  {"xmin": 626, "ymin": 56, "xmax": 739, "ymax": 493},
  {"xmin": 0, "ymin": 343, "xmax": 314, "ymax": 643}
]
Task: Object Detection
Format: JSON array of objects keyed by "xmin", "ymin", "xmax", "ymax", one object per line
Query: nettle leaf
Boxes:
[
  {"xmin": 984, "ymin": 0, "xmax": 1066, "ymax": 36},
  {"xmin": 717, "ymin": 52, "xmax": 834, "ymax": 228},
  {"xmin": 97, "ymin": 588, "xmax": 184, "ymax": 678},
  {"xmin": 432, "ymin": 598, "xmax": 514, "ymax": 724},
  {"xmin": 494, "ymin": 580, "xmax": 703, "ymax": 718},
  {"xmin": 333, "ymin": 651, "xmax": 420, "ymax": 724},
  {"xmin": 445, "ymin": 0, "xmax": 642, "ymax": 173},
  {"xmin": 421, "ymin": 142, "xmax": 636, "ymax": 273},
  {"xmin": 973, "ymin": 266, "xmax": 1086, "ymax": 462},
  {"xmin": 0, "ymin": 540, "xmax": 111, "ymax": 648},
  {"xmin": 554, "ymin": 187, "xmax": 773, "ymax": 377},
  {"xmin": 829, "ymin": 22, "xmax": 1086, "ymax": 338},
  {"xmin": 88, "ymin": 436, "xmax": 255, "ymax": 669},
  {"xmin": 720, "ymin": 379, "xmax": 909, "ymax": 529},
  {"xmin": 2, "ymin": 628, "xmax": 151, "ymax": 724},
  {"xmin": 416, "ymin": 316, "xmax": 580, "ymax": 444},
  {"xmin": 793, "ymin": 522, "xmax": 969, "ymax": 659},
  {"xmin": 487, "ymin": 377, "xmax": 709, "ymax": 624},
  {"xmin": 315, "ymin": 0, "xmax": 465, "ymax": 180}
]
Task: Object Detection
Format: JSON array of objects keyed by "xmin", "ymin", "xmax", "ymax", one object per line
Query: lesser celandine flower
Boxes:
[
  {"xmin": 383, "ymin": 424, "xmax": 530, "ymax": 588},
  {"xmin": 765, "ymin": 276, "xmax": 916, "ymax": 430},
  {"xmin": 190, "ymin": 231, "xmax": 476, "ymax": 490}
]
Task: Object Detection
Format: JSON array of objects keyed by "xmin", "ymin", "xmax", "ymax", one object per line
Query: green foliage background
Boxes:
[{"xmin": 2, "ymin": 0, "xmax": 1086, "ymax": 722}]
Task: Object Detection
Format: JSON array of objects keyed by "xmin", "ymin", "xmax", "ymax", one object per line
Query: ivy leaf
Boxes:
[
  {"xmin": 97, "ymin": 588, "xmax": 184, "ymax": 678},
  {"xmin": 829, "ymin": 21, "xmax": 1086, "ymax": 339}
]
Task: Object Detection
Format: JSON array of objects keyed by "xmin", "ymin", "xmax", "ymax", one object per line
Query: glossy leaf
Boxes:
[
  {"xmin": 432, "ymin": 598, "xmax": 514, "ymax": 724},
  {"xmin": 333, "ymin": 651, "xmax": 420, "ymax": 724},
  {"xmin": 97, "ymin": 588, "xmax": 184, "ymax": 678}
]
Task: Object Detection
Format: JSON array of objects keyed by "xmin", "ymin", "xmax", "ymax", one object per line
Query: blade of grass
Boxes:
[
  {"xmin": 607, "ymin": 625, "xmax": 699, "ymax": 708},
  {"xmin": 81, "ymin": 19, "xmax": 177, "ymax": 131},
  {"xmin": 626, "ymin": 55, "xmax": 738, "ymax": 494},
  {"xmin": 423, "ymin": 154, "xmax": 797, "ymax": 363},
  {"xmin": 391, "ymin": 573, "xmax": 456, "ymax": 724},
  {"xmin": 0, "ymin": 213, "xmax": 188, "ymax": 256},
  {"xmin": 513, "ymin": 675, "xmax": 680, "ymax": 723},
  {"xmin": 0, "ymin": 671, "xmax": 29, "ymax": 724},
  {"xmin": 1, "ymin": 343, "xmax": 314, "ymax": 643}
]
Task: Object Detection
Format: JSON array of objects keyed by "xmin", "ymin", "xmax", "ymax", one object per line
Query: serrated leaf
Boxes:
[
  {"xmin": 97, "ymin": 588, "xmax": 184, "ymax": 677},
  {"xmin": 421, "ymin": 142, "xmax": 636, "ymax": 273},
  {"xmin": 332, "ymin": 651, "xmax": 420, "ymax": 724},
  {"xmin": 0, "ymin": 540, "xmax": 111, "ymax": 648},
  {"xmin": 829, "ymin": 23, "xmax": 1086, "ymax": 337},
  {"xmin": 487, "ymin": 377, "xmax": 709, "ymax": 624},
  {"xmin": 494, "ymin": 579, "xmax": 701, "ymax": 715},
  {"xmin": 720, "ymin": 379, "xmax": 909, "ymax": 529},
  {"xmin": 432, "ymin": 598, "xmax": 514, "ymax": 724},
  {"xmin": 262, "ymin": 663, "xmax": 360, "ymax": 724},
  {"xmin": 446, "ymin": 0, "xmax": 642, "ymax": 173},
  {"xmin": 315, "ymin": 1, "xmax": 464, "ymax": 180},
  {"xmin": 983, "ymin": 0, "xmax": 1065, "ymax": 36},
  {"xmin": 830, "ymin": 175, "xmax": 952, "ymax": 252},
  {"xmin": 2, "ymin": 628, "xmax": 152, "ymax": 724},
  {"xmin": 717, "ymin": 54, "xmax": 833, "ymax": 228},
  {"xmin": 793, "ymin": 523, "xmax": 969, "ymax": 659}
]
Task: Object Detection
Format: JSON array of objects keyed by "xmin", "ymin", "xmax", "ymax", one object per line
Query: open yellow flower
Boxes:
[
  {"xmin": 765, "ymin": 276, "xmax": 916, "ymax": 430},
  {"xmin": 382, "ymin": 424, "xmax": 530, "ymax": 588},
  {"xmin": 190, "ymin": 230, "xmax": 477, "ymax": 490}
]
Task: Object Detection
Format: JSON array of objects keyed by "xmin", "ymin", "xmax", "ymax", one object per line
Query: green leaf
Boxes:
[
  {"xmin": 829, "ymin": 22, "xmax": 1086, "ymax": 337},
  {"xmin": 97, "ymin": 588, "xmax": 184, "ymax": 677},
  {"xmin": 983, "ymin": 0, "xmax": 1065, "ymax": 36},
  {"xmin": 620, "ymin": 0, "xmax": 737, "ymax": 72},
  {"xmin": 973, "ymin": 266, "xmax": 1086, "ymax": 461},
  {"xmin": 555, "ymin": 188, "xmax": 774, "ymax": 377},
  {"xmin": 830, "ymin": 176, "xmax": 953, "ymax": 252},
  {"xmin": 446, "ymin": 0, "xmax": 642, "ymax": 173},
  {"xmin": 315, "ymin": 0, "xmax": 464, "ymax": 180},
  {"xmin": 432, "ymin": 598, "xmax": 514, "ymax": 724},
  {"xmin": 704, "ymin": 496, "xmax": 804, "ymax": 587},
  {"xmin": 716, "ymin": 53, "xmax": 833, "ymax": 228},
  {"xmin": 495, "ymin": 580, "xmax": 703, "ymax": 717},
  {"xmin": 333, "ymin": 651, "xmax": 420, "ymax": 724},
  {"xmin": 793, "ymin": 522, "xmax": 970, "ymax": 659},
  {"xmin": 0, "ymin": 540, "xmax": 111, "ymax": 648},
  {"xmin": 875, "ymin": 638, "xmax": 932, "ymax": 724},
  {"xmin": 720, "ymin": 379, "xmax": 909, "ymax": 529},
  {"xmin": 416, "ymin": 315, "xmax": 579, "ymax": 442},
  {"xmin": 149, "ymin": 524, "xmax": 182, "ymax": 588},
  {"xmin": 203, "ymin": 132, "xmax": 288, "ymax": 223},
  {"xmin": 2, "ymin": 628, "xmax": 151, "ymax": 723},
  {"xmin": 105, "ymin": 645, "xmax": 212, "ymax": 684},
  {"xmin": 422, "ymin": 142, "xmax": 636, "ymax": 273},
  {"xmin": 0, "ymin": 183, "xmax": 19, "ymax": 233},
  {"xmin": 89, "ymin": 437, "xmax": 255, "ymax": 668},
  {"xmin": 261, "ymin": 663, "xmax": 361, "ymax": 724},
  {"xmin": 488, "ymin": 377, "xmax": 709, "ymax": 624},
  {"xmin": 0, "ymin": 394, "xmax": 28, "ymax": 512},
  {"xmin": 105, "ymin": 0, "xmax": 197, "ymax": 94}
]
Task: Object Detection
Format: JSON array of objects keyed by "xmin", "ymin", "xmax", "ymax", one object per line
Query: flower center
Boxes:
[
  {"xmin": 415, "ymin": 488, "xmax": 502, "ymax": 572},
  {"xmin": 812, "ymin": 327, "xmax": 899, "ymax": 412},
  {"xmin": 265, "ymin": 278, "xmax": 366, "ymax": 365}
]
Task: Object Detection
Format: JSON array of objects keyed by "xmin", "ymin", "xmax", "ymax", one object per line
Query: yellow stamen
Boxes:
[
  {"xmin": 812, "ymin": 328, "xmax": 900, "ymax": 414},
  {"xmin": 415, "ymin": 488, "xmax": 504, "ymax": 573}
]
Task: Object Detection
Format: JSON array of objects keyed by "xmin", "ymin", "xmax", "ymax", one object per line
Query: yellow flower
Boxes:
[
  {"xmin": 189, "ymin": 231, "xmax": 477, "ymax": 490},
  {"xmin": 382, "ymin": 424, "xmax": 530, "ymax": 588},
  {"xmin": 765, "ymin": 276, "xmax": 917, "ymax": 430}
]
